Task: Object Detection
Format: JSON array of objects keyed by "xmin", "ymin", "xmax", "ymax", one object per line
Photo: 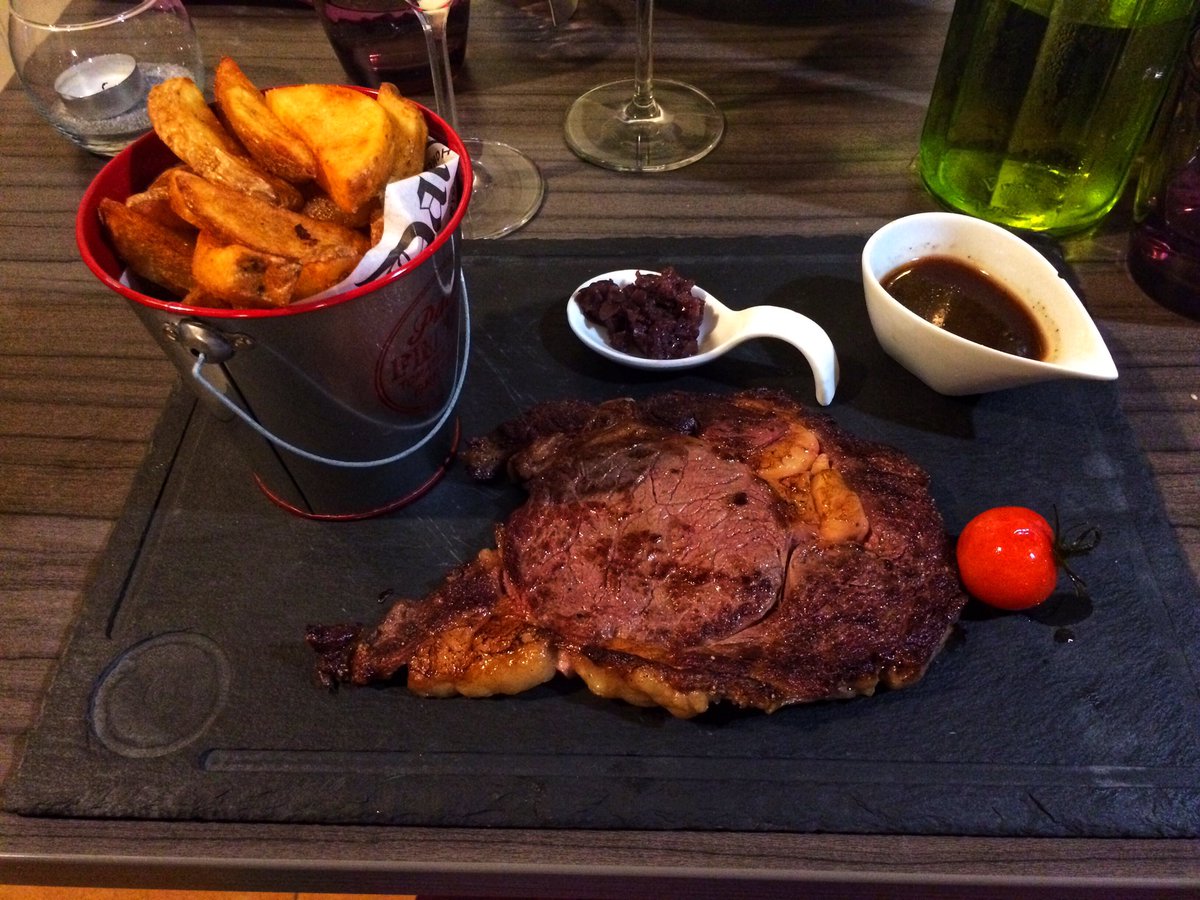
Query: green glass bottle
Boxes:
[{"xmin": 919, "ymin": 0, "xmax": 1197, "ymax": 235}]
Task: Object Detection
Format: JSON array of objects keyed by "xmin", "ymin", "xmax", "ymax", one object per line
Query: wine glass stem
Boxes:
[
  {"xmin": 413, "ymin": 2, "xmax": 461, "ymax": 135},
  {"xmin": 628, "ymin": 0, "xmax": 661, "ymax": 120},
  {"xmin": 412, "ymin": 0, "xmax": 477, "ymax": 234}
]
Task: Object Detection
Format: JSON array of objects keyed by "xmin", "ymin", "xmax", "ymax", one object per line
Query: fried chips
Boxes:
[{"xmin": 99, "ymin": 57, "xmax": 430, "ymax": 309}]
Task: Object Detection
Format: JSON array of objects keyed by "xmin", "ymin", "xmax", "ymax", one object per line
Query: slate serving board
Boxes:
[{"xmin": 6, "ymin": 237, "xmax": 1199, "ymax": 836}]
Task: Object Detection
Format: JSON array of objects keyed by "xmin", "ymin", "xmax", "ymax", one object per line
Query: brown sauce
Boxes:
[{"xmin": 882, "ymin": 256, "xmax": 1047, "ymax": 360}]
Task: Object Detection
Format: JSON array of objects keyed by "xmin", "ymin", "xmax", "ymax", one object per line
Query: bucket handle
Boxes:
[{"xmin": 187, "ymin": 293, "xmax": 470, "ymax": 470}]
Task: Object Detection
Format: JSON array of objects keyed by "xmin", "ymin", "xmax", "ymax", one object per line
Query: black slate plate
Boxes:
[{"xmin": 6, "ymin": 237, "xmax": 1199, "ymax": 836}]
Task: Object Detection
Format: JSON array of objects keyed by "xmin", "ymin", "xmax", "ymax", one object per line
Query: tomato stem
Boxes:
[{"xmin": 1051, "ymin": 506, "xmax": 1101, "ymax": 598}]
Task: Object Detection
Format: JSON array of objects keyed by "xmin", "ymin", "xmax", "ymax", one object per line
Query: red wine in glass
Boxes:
[{"xmin": 315, "ymin": 0, "xmax": 470, "ymax": 94}]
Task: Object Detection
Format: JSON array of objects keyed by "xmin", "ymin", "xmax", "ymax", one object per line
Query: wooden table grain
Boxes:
[{"xmin": 1, "ymin": 1, "xmax": 1198, "ymax": 895}]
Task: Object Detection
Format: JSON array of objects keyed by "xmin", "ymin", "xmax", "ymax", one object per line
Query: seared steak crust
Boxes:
[{"xmin": 309, "ymin": 389, "xmax": 967, "ymax": 717}]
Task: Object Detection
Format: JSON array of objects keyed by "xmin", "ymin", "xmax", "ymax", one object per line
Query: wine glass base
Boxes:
[
  {"xmin": 461, "ymin": 138, "xmax": 545, "ymax": 240},
  {"xmin": 564, "ymin": 78, "xmax": 724, "ymax": 173}
]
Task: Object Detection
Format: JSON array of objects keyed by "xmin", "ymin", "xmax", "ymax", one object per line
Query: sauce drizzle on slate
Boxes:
[{"xmin": 882, "ymin": 256, "xmax": 1047, "ymax": 360}]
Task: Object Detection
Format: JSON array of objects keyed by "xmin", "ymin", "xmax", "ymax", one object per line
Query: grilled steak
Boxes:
[{"xmin": 308, "ymin": 389, "xmax": 967, "ymax": 718}]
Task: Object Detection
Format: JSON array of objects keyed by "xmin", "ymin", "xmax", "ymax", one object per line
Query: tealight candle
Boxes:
[{"xmin": 54, "ymin": 53, "xmax": 145, "ymax": 120}]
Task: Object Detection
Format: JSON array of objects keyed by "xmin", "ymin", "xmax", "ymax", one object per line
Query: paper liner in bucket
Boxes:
[{"xmin": 77, "ymin": 97, "xmax": 473, "ymax": 519}]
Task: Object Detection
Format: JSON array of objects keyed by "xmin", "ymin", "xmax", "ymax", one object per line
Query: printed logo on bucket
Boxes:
[{"xmin": 374, "ymin": 279, "xmax": 456, "ymax": 416}]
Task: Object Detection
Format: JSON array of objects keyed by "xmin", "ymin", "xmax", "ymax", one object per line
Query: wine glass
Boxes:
[
  {"xmin": 409, "ymin": 0, "xmax": 544, "ymax": 239},
  {"xmin": 564, "ymin": 0, "xmax": 723, "ymax": 172}
]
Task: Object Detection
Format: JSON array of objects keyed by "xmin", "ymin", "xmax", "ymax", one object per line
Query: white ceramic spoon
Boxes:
[{"xmin": 567, "ymin": 269, "xmax": 840, "ymax": 406}]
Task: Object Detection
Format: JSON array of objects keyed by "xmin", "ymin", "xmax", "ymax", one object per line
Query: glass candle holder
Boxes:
[{"xmin": 7, "ymin": 0, "xmax": 203, "ymax": 156}]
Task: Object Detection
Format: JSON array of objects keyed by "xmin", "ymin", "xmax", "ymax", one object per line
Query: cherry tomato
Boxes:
[{"xmin": 955, "ymin": 506, "xmax": 1059, "ymax": 610}]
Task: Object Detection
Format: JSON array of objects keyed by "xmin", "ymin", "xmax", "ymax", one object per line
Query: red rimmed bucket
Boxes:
[{"xmin": 77, "ymin": 95, "xmax": 473, "ymax": 520}]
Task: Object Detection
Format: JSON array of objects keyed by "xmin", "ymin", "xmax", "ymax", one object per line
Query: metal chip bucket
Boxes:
[{"xmin": 76, "ymin": 103, "xmax": 472, "ymax": 519}]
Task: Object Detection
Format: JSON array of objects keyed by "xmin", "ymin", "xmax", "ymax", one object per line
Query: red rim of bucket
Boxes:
[
  {"xmin": 75, "ymin": 86, "xmax": 473, "ymax": 320},
  {"xmin": 253, "ymin": 418, "xmax": 461, "ymax": 521}
]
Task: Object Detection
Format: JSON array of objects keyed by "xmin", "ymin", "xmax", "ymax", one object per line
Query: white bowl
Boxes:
[{"xmin": 861, "ymin": 212, "xmax": 1118, "ymax": 395}]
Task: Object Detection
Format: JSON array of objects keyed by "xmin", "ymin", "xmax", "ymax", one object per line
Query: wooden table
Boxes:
[{"xmin": 2, "ymin": 0, "xmax": 1198, "ymax": 895}]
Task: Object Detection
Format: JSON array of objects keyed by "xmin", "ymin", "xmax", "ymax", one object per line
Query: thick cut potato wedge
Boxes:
[
  {"xmin": 294, "ymin": 253, "xmax": 365, "ymax": 300},
  {"xmin": 126, "ymin": 181, "xmax": 195, "ymax": 234},
  {"xmin": 265, "ymin": 84, "xmax": 398, "ymax": 215},
  {"xmin": 167, "ymin": 169, "xmax": 369, "ymax": 266},
  {"xmin": 98, "ymin": 198, "xmax": 196, "ymax": 297},
  {"xmin": 148, "ymin": 77, "xmax": 303, "ymax": 210},
  {"xmin": 301, "ymin": 191, "xmax": 379, "ymax": 230},
  {"xmin": 99, "ymin": 58, "xmax": 423, "ymax": 309},
  {"xmin": 213, "ymin": 57, "xmax": 318, "ymax": 184},
  {"xmin": 192, "ymin": 230, "xmax": 302, "ymax": 308},
  {"xmin": 377, "ymin": 82, "xmax": 429, "ymax": 180},
  {"xmin": 369, "ymin": 203, "xmax": 386, "ymax": 246},
  {"xmin": 181, "ymin": 288, "xmax": 236, "ymax": 309}
]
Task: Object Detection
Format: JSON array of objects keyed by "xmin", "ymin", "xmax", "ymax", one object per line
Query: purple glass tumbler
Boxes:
[{"xmin": 1128, "ymin": 25, "xmax": 1200, "ymax": 321}]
